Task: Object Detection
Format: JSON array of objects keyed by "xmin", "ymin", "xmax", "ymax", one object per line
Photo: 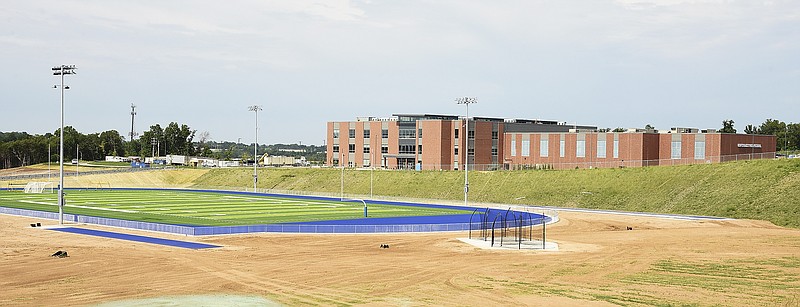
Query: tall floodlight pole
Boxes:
[
  {"xmin": 48, "ymin": 143, "xmax": 51, "ymax": 182},
  {"xmin": 249, "ymin": 105, "xmax": 262, "ymax": 192},
  {"xmin": 456, "ymin": 97, "xmax": 477, "ymax": 208},
  {"xmin": 370, "ymin": 149, "xmax": 374, "ymax": 198},
  {"xmin": 342, "ymin": 152, "xmax": 347, "ymax": 200},
  {"xmin": 53, "ymin": 65, "xmax": 76, "ymax": 225},
  {"xmin": 786, "ymin": 124, "xmax": 790, "ymax": 156}
]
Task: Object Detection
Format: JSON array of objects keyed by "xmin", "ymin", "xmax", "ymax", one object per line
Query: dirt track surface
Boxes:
[{"xmin": 1, "ymin": 212, "xmax": 799, "ymax": 306}]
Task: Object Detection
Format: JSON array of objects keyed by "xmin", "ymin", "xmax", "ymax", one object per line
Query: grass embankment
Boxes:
[
  {"xmin": 191, "ymin": 159, "xmax": 800, "ymax": 228},
  {"xmin": 0, "ymin": 168, "xmax": 209, "ymax": 189}
]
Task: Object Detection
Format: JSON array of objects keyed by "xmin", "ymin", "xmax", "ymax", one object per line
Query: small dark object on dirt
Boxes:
[
  {"xmin": 37, "ymin": 223, "xmax": 41, "ymax": 227},
  {"xmin": 30, "ymin": 223, "xmax": 37, "ymax": 227},
  {"xmin": 626, "ymin": 226, "xmax": 633, "ymax": 231},
  {"xmin": 380, "ymin": 244, "xmax": 390, "ymax": 249},
  {"xmin": 51, "ymin": 250, "xmax": 68, "ymax": 258}
]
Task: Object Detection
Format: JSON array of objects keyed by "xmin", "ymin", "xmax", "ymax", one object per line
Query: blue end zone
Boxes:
[{"xmin": 50, "ymin": 227, "xmax": 220, "ymax": 249}]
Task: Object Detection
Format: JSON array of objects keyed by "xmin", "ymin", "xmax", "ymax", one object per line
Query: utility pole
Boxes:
[
  {"xmin": 53, "ymin": 64, "xmax": 77, "ymax": 225},
  {"xmin": 456, "ymin": 97, "xmax": 477, "ymax": 208},
  {"xmin": 248, "ymin": 105, "xmax": 262, "ymax": 192}
]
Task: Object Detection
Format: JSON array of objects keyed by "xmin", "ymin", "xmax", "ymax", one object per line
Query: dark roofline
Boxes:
[
  {"xmin": 392, "ymin": 114, "xmax": 460, "ymax": 120},
  {"xmin": 472, "ymin": 116, "xmax": 505, "ymax": 122}
]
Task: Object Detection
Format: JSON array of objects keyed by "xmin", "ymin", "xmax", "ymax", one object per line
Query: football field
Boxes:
[{"xmin": 0, "ymin": 189, "xmax": 472, "ymax": 226}]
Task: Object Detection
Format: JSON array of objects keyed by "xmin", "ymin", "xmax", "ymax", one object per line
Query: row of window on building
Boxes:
[
  {"xmin": 333, "ymin": 128, "xmax": 488, "ymax": 140},
  {"xmin": 333, "ymin": 129, "xmax": 391, "ymax": 139},
  {"xmin": 510, "ymin": 139, "xmax": 706, "ymax": 159},
  {"xmin": 332, "ymin": 144, "xmax": 428, "ymax": 155}
]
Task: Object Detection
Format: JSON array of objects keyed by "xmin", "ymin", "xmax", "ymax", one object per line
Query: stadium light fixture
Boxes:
[
  {"xmin": 53, "ymin": 64, "xmax": 76, "ymax": 225},
  {"xmin": 248, "ymin": 105, "xmax": 262, "ymax": 192},
  {"xmin": 455, "ymin": 97, "xmax": 477, "ymax": 208}
]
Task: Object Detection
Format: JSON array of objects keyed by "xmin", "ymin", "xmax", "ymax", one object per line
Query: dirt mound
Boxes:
[{"xmin": 1, "ymin": 212, "xmax": 798, "ymax": 306}]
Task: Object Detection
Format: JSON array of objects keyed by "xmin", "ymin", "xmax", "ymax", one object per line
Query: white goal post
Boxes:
[{"xmin": 23, "ymin": 182, "xmax": 54, "ymax": 194}]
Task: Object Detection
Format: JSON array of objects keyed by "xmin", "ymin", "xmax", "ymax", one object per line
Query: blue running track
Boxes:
[{"xmin": 50, "ymin": 227, "xmax": 220, "ymax": 249}]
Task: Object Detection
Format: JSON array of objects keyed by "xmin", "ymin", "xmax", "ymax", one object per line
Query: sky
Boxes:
[{"xmin": 1, "ymin": 1, "xmax": 799, "ymax": 145}]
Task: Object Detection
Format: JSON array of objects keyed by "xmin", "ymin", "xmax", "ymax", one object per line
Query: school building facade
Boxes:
[{"xmin": 326, "ymin": 114, "xmax": 776, "ymax": 170}]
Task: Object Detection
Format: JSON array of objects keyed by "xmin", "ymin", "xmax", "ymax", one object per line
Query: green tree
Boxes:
[
  {"xmin": 139, "ymin": 124, "xmax": 164, "ymax": 157},
  {"xmin": 612, "ymin": 127, "xmax": 626, "ymax": 132},
  {"xmin": 139, "ymin": 122, "xmax": 196, "ymax": 156},
  {"xmin": 0, "ymin": 141, "xmax": 9, "ymax": 168},
  {"xmin": 744, "ymin": 124, "xmax": 760, "ymax": 134},
  {"xmin": 53, "ymin": 126, "xmax": 83, "ymax": 160},
  {"xmin": 758, "ymin": 119, "xmax": 785, "ymax": 136},
  {"xmin": 720, "ymin": 120, "xmax": 736, "ymax": 134},
  {"xmin": 126, "ymin": 139, "xmax": 142, "ymax": 158},
  {"xmin": 81, "ymin": 133, "xmax": 102, "ymax": 161},
  {"xmin": 163, "ymin": 122, "xmax": 196, "ymax": 156},
  {"xmin": 99, "ymin": 130, "xmax": 125, "ymax": 156},
  {"xmin": 788, "ymin": 123, "xmax": 800, "ymax": 151}
]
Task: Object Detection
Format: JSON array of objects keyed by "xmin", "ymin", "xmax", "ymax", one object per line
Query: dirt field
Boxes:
[{"xmin": 1, "ymin": 212, "xmax": 799, "ymax": 306}]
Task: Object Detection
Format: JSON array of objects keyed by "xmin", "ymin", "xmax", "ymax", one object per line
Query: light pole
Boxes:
[
  {"xmin": 53, "ymin": 64, "xmax": 76, "ymax": 225},
  {"xmin": 786, "ymin": 124, "xmax": 790, "ymax": 156},
  {"xmin": 340, "ymin": 152, "xmax": 345, "ymax": 200},
  {"xmin": 456, "ymin": 97, "xmax": 477, "ymax": 208},
  {"xmin": 151, "ymin": 137, "xmax": 157, "ymax": 158},
  {"xmin": 248, "ymin": 105, "xmax": 262, "ymax": 192}
]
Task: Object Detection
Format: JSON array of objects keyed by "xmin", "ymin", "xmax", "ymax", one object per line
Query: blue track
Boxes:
[
  {"xmin": 1, "ymin": 187, "xmax": 551, "ymax": 234},
  {"xmin": 50, "ymin": 227, "xmax": 220, "ymax": 249}
]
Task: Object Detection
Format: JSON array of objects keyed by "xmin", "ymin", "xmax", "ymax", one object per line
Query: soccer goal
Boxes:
[{"xmin": 23, "ymin": 182, "xmax": 54, "ymax": 194}]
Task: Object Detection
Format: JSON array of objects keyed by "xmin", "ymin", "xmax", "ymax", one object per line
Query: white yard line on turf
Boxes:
[{"xmin": 17, "ymin": 200, "xmax": 138, "ymax": 213}]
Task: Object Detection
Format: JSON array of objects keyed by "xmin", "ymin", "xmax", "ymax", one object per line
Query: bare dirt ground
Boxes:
[{"xmin": 1, "ymin": 212, "xmax": 799, "ymax": 306}]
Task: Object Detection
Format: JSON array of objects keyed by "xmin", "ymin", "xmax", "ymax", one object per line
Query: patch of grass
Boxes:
[
  {"xmin": 652, "ymin": 260, "xmax": 798, "ymax": 283},
  {"xmin": 621, "ymin": 258, "xmax": 800, "ymax": 303},
  {"xmin": 478, "ymin": 276, "xmax": 694, "ymax": 306},
  {"xmin": 731, "ymin": 257, "xmax": 800, "ymax": 269}
]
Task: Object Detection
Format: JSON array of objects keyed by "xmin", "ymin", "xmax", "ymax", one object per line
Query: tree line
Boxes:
[
  {"xmin": 0, "ymin": 122, "xmax": 327, "ymax": 169},
  {"xmin": 0, "ymin": 122, "xmax": 195, "ymax": 169}
]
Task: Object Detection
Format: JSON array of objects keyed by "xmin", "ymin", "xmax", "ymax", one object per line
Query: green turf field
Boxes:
[{"xmin": 0, "ymin": 189, "xmax": 470, "ymax": 226}]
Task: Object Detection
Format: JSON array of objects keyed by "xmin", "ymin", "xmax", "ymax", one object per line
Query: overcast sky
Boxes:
[{"xmin": 1, "ymin": 1, "xmax": 798, "ymax": 145}]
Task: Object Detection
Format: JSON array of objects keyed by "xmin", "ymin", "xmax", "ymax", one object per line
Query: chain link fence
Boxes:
[{"xmin": 0, "ymin": 166, "xmax": 171, "ymax": 182}]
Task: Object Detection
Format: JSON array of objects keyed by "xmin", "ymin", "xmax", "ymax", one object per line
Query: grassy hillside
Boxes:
[
  {"xmin": 0, "ymin": 168, "xmax": 210, "ymax": 189},
  {"xmin": 190, "ymin": 159, "xmax": 800, "ymax": 228}
]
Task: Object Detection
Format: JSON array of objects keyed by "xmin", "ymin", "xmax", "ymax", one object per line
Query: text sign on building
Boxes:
[{"xmin": 737, "ymin": 144, "xmax": 762, "ymax": 148}]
